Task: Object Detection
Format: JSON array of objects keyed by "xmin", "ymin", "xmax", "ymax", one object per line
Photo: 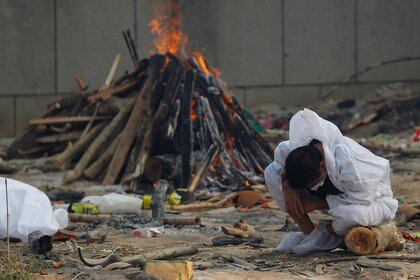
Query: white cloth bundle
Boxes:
[{"xmin": 0, "ymin": 177, "xmax": 67, "ymax": 243}]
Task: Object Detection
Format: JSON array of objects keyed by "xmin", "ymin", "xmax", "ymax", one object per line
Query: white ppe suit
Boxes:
[{"xmin": 264, "ymin": 109, "xmax": 398, "ymax": 236}]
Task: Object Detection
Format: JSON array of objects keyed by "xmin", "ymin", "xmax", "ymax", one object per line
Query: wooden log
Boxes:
[
  {"xmin": 78, "ymin": 245, "xmax": 199, "ymax": 267},
  {"xmin": 102, "ymin": 55, "xmax": 164, "ymax": 186},
  {"xmin": 0, "ymin": 157, "xmax": 58, "ymax": 173},
  {"xmin": 29, "ymin": 115, "xmax": 111, "ymax": 126},
  {"xmin": 132, "ymin": 66, "xmax": 182, "ymax": 181},
  {"xmin": 51, "ymin": 123, "xmax": 106, "ymax": 168},
  {"xmin": 180, "ymin": 69, "xmax": 196, "ymax": 188},
  {"xmin": 7, "ymin": 93, "xmax": 85, "ymax": 159},
  {"xmin": 45, "ymin": 93, "xmax": 84, "ymax": 115},
  {"xmin": 36, "ymin": 131, "xmax": 82, "ymax": 144},
  {"xmin": 171, "ymin": 192, "xmax": 238, "ymax": 212},
  {"xmin": 187, "ymin": 144, "xmax": 219, "ymax": 193},
  {"xmin": 17, "ymin": 144, "xmax": 55, "ymax": 157},
  {"xmin": 83, "ymin": 134, "xmax": 120, "ymax": 180},
  {"xmin": 164, "ymin": 216, "xmax": 201, "ymax": 226},
  {"xmin": 88, "ymin": 79, "xmax": 140, "ymax": 102},
  {"xmin": 63, "ymin": 99, "xmax": 135, "ymax": 184},
  {"xmin": 120, "ymin": 138, "xmax": 142, "ymax": 184},
  {"xmin": 144, "ymin": 154, "xmax": 180, "ymax": 182},
  {"xmin": 344, "ymin": 224, "xmax": 405, "ymax": 255}
]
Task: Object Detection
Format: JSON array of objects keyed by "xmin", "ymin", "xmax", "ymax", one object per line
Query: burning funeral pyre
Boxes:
[{"xmin": 3, "ymin": 1, "xmax": 273, "ymax": 193}]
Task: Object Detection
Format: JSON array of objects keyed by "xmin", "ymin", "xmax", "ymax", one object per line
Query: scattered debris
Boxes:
[
  {"xmin": 212, "ymin": 236, "xmax": 263, "ymax": 246},
  {"xmin": 221, "ymin": 219, "xmax": 260, "ymax": 238},
  {"xmin": 28, "ymin": 231, "xmax": 53, "ymax": 254},
  {"xmin": 355, "ymin": 256, "xmax": 401, "ymax": 271}
]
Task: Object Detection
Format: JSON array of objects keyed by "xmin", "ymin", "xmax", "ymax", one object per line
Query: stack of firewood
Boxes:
[{"xmin": 3, "ymin": 32, "xmax": 273, "ymax": 191}]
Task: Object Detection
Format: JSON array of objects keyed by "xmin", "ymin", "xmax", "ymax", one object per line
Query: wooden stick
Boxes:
[
  {"xmin": 80, "ymin": 103, "xmax": 100, "ymax": 139},
  {"xmin": 180, "ymin": 69, "xmax": 196, "ymax": 188},
  {"xmin": 83, "ymin": 135, "xmax": 120, "ymax": 180},
  {"xmin": 132, "ymin": 67, "xmax": 182, "ymax": 181},
  {"xmin": 104, "ymin": 54, "xmax": 121, "ymax": 87},
  {"xmin": 102, "ymin": 55, "xmax": 164, "ymax": 186},
  {"xmin": 218, "ymin": 255, "xmax": 258, "ymax": 270},
  {"xmin": 0, "ymin": 157, "xmax": 57, "ymax": 173},
  {"xmin": 171, "ymin": 192, "xmax": 238, "ymax": 212},
  {"xmin": 29, "ymin": 116, "xmax": 111, "ymax": 125},
  {"xmin": 314, "ymin": 254, "xmax": 420, "ymax": 264},
  {"xmin": 51, "ymin": 123, "xmax": 106, "ymax": 169},
  {"xmin": 88, "ymin": 79, "xmax": 140, "ymax": 102},
  {"xmin": 122, "ymin": 30, "xmax": 139, "ymax": 68},
  {"xmin": 75, "ymin": 75, "xmax": 88, "ymax": 92},
  {"xmin": 164, "ymin": 216, "xmax": 201, "ymax": 226},
  {"xmin": 78, "ymin": 245, "xmax": 198, "ymax": 267},
  {"xmin": 187, "ymin": 144, "xmax": 219, "ymax": 193},
  {"xmin": 63, "ymin": 100, "xmax": 134, "ymax": 184},
  {"xmin": 36, "ymin": 131, "xmax": 82, "ymax": 144}
]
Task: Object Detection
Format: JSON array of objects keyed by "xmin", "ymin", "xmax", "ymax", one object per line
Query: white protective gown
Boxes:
[
  {"xmin": 0, "ymin": 177, "xmax": 68, "ymax": 243},
  {"xmin": 264, "ymin": 109, "xmax": 398, "ymax": 236}
]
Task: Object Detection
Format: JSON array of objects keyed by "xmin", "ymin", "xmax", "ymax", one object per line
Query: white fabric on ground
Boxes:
[
  {"xmin": 0, "ymin": 177, "xmax": 67, "ymax": 243},
  {"xmin": 265, "ymin": 108, "xmax": 398, "ymax": 237}
]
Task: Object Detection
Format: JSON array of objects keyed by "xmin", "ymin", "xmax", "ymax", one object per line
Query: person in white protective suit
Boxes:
[
  {"xmin": 0, "ymin": 177, "xmax": 68, "ymax": 243},
  {"xmin": 264, "ymin": 108, "xmax": 398, "ymax": 255}
]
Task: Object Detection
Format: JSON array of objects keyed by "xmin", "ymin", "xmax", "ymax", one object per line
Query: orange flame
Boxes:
[
  {"xmin": 244, "ymin": 180, "xmax": 252, "ymax": 187},
  {"xmin": 221, "ymin": 91, "xmax": 233, "ymax": 107},
  {"xmin": 149, "ymin": 0, "xmax": 189, "ymax": 56},
  {"xmin": 193, "ymin": 51, "xmax": 222, "ymax": 77},
  {"xmin": 190, "ymin": 99, "xmax": 198, "ymax": 121}
]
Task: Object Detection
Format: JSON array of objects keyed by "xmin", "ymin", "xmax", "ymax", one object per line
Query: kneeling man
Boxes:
[{"xmin": 265, "ymin": 109, "xmax": 397, "ymax": 253}]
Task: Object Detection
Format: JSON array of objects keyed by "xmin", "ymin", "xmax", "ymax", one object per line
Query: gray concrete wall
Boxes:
[{"xmin": 1, "ymin": 0, "xmax": 420, "ymax": 137}]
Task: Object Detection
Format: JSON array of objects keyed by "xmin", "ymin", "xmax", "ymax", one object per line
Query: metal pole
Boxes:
[{"xmin": 5, "ymin": 178, "xmax": 10, "ymax": 259}]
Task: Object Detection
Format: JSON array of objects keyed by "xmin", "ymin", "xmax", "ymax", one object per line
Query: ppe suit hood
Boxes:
[{"xmin": 288, "ymin": 108, "xmax": 345, "ymax": 191}]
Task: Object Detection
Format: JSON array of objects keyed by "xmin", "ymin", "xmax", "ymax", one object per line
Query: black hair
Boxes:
[{"xmin": 284, "ymin": 145, "xmax": 323, "ymax": 190}]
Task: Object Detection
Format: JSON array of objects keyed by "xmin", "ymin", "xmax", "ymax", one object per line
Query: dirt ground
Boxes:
[{"xmin": 1, "ymin": 155, "xmax": 419, "ymax": 280}]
